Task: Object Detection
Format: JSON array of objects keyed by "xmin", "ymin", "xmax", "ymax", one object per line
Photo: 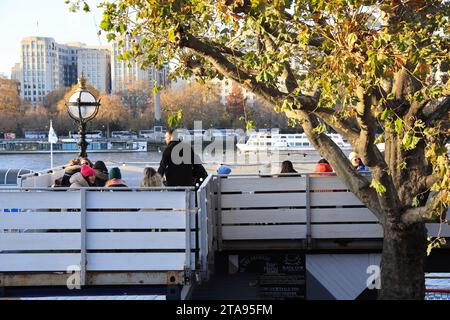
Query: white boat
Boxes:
[{"xmin": 236, "ymin": 132, "xmax": 353, "ymax": 152}]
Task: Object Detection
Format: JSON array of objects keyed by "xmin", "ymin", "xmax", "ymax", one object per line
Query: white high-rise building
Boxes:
[
  {"xmin": 111, "ymin": 39, "xmax": 168, "ymax": 93},
  {"xmin": 20, "ymin": 37, "xmax": 79, "ymax": 104},
  {"xmin": 19, "ymin": 36, "xmax": 169, "ymax": 104},
  {"xmin": 77, "ymin": 45, "xmax": 111, "ymax": 93}
]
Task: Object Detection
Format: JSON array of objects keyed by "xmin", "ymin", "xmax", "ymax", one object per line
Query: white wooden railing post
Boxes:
[
  {"xmin": 305, "ymin": 174, "xmax": 312, "ymax": 249},
  {"xmin": 197, "ymin": 178, "xmax": 209, "ymax": 281},
  {"xmin": 184, "ymin": 190, "xmax": 191, "ymax": 283},
  {"xmin": 216, "ymin": 177, "xmax": 223, "ymax": 252},
  {"xmin": 80, "ymin": 188, "xmax": 87, "ymax": 286},
  {"xmin": 207, "ymin": 177, "xmax": 216, "ymax": 275}
]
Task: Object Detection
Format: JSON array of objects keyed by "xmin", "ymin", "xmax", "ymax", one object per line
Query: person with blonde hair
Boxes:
[
  {"xmin": 348, "ymin": 152, "xmax": 369, "ymax": 171},
  {"xmin": 140, "ymin": 167, "xmax": 162, "ymax": 187}
]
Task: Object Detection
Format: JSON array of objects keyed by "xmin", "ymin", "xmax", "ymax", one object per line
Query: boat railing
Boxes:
[
  {"xmin": 0, "ymin": 186, "xmax": 198, "ymax": 292},
  {"xmin": 205, "ymin": 173, "xmax": 450, "ymax": 251}
]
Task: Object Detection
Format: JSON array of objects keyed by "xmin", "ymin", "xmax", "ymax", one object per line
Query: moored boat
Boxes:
[{"xmin": 237, "ymin": 132, "xmax": 353, "ymax": 152}]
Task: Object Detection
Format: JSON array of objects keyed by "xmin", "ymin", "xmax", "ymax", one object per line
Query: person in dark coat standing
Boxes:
[{"xmin": 158, "ymin": 128, "xmax": 198, "ymax": 187}]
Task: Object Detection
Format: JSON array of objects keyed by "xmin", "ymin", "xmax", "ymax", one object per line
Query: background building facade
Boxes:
[
  {"xmin": 210, "ymin": 78, "xmax": 256, "ymax": 106},
  {"xmin": 111, "ymin": 39, "xmax": 168, "ymax": 94},
  {"xmin": 10, "ymin": 63, "xmax": 22, "ymax": 84},
  {"xmin": 77, "ymin": 45, "xmax": 111, "ymax": 94},
  {"xmin": 17, "ymin": 36, "xmax": 168, "ymax": 104},
  {"xmin": 19, "ymin": 37, "xmax": 81, "ymax": 104}
]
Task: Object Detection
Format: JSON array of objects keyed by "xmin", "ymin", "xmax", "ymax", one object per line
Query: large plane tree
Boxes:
[{"xmin": 69, "ymin": 0, "xmax": 450, "ymax": 299}]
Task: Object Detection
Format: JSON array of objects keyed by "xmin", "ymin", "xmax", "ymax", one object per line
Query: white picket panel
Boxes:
[
  {"xmin": 0, "ymin": 212, "xmax": 194, "ymax": 230},
  {"xmin": 311, "ymin": 208, "xmax": 378, "ymax": 223},
  {"xmin": 19, "ymin": 171, "xmax": 65, "ymax": 188},
  {"xmin": 222, "ymin": 225, "xmax": 307, "ymax": 240},
  {"xmin": 221, "ymin": 209, "xmax": 306, "ymax": 224},
  {"xmin": 86, "ymin": 191, "xmax": 186, "ymax": 209},
  {"xmin": 221, "ymin": 193, "xmax": 307, "ymax": 208},
  {"xmin": 86, "ymin": 232, "xmax": 196, "ymax": 250},
  {"xmin": 310, "ymin": 176, "xmax": 349, "ymax": 191},
  {"xmin": 220, "ymin": 208, "xmax": 379, "ymax": 224},
  {"xmin": 86, "ymin": 253, "xmax": 195, "ymax": 271},
  {"xmin": 311, "ymin": 192, "xmax": 364, "ymax": 206},
  {"xmin": 0, "ymin": 232, "xmax": 197, "ymax": 251},
  {"xmin": 0, "ymin": 233, "xmax": 80, "ymax": 250},
  {"xmin": 0, "ymin": 212, "xmax": 80, "ymax": 229},
  {"xmin": 221, "ymin": 176, "xmax": 350, "ymax": 193},
  {"xmin": 20, "ymin": 175, "xmax": 52, "ymax": 188},
  {"xmin": 0, "ymin": 192, "xmax": 80, "ymax": 209},
  {"xmin": 221, "ymin": 177, "xmax": 306, "ymax": 193},
  {"xmin": 0, "ymin": 253, "xmax": 195, "ymax": 272},
  {"xmin": 426, "ymin": 223, "xmax": 450, "ymax": 237},
  {"xmin": 0, "ymin": 253, "xmax": 80, "ymax": 271},
  {"xmin": 312, "ymin": 224, "xmax": 383, "ymax": 239},
  {"xmin": 86, "ymin": 212, "xmax": 188, "ymax": 229}
]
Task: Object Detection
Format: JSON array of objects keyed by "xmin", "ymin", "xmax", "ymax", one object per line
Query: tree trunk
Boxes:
[{"xmin": 379, "ymin": 221, "xmax": 427, "ymax": 299}]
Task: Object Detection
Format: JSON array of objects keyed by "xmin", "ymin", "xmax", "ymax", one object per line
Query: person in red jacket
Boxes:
[{"xmin": 314, "ymin": 158, "xmax": 335, "ymax": 176}]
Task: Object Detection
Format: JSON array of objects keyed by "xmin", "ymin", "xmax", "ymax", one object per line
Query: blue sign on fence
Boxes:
[{"xmin": 3, "ymin": 208, "xmax": 19, "ymax": 213}]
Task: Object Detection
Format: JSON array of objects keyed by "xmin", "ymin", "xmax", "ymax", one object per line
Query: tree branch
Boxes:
[
  {"xmin": 419, "ymin": 174, "xmax": 440, "ymax": 191},
  {"xmin": 178, "ymin": 27, "xmax": 389, "ymax": 222},
  {"xmin": 391, "ymin": 67, "xmax": 421, "ymax": 116},
  {"xmin": 422, "ymin": 96, "xmax": 450, "ymax": 125},
  {"xmin": 178, "ymin": 28, "xmax": 321, "ymax": 109},
  {"xmin": 405, "ymin": 98, "xmax": 430, "ymax": 126},
  {"xmin": 402, "ymin": 190, "xmax": 449, "ymax": 224},
  {"xmin": 208, "ymin": 41, "xmax": 245, "ymax": 58},
  {"xmin": 289, "ymin": 109, "xmax": 384, "ymax": 220},
  {"xmin": 259, "ymin": 25, "xmax": 298, "ymax": 93},
  {"xmin": 355, "ymin": 86, "xmax": 379, "ymax": 165},
  {"xmin": 181, "ymin": 30, "xmax": 363, "ymax": 148},
  {"xmin": 354, "ymin": 87, "xmax": 403, "ymax": 221}
]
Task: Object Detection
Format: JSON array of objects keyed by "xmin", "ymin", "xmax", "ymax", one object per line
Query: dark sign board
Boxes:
[{"xmin": 230, "ymin": 252, "xmax": 306, "ymax": 300}]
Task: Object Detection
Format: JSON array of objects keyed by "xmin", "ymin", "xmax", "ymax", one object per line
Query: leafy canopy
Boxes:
[{"xmin": 68, "ymin": 0, "xmax": 449, "ymax": 223}]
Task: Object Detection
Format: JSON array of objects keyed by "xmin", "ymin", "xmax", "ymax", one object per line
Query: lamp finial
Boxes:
[{"xmin": 78, "ymin": 72, "xmax": 87, "ymax": 88}]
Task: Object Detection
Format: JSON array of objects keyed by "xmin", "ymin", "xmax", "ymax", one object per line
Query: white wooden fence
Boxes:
[
  {"xmin": 210, "ymin": 174, "xmax": 450, "ymax": 249},
  {"xmin": 0, "ymin": 187, "xmax": 197, "ymax": 287}
]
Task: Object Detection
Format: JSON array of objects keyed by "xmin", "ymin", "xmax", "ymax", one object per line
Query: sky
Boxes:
[{"xmin": 0, "ymin": 0, "xmax": 107, "ymax": 77}]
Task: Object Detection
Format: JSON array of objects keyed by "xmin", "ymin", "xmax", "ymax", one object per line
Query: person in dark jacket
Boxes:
[
  {"xmin": 158, "ymin": 128, "xmax": 197, "ymax": 187},
  {"xmin": 61, "ymin": 158, "xmax": 81, "ymax": 187},
  {"xmin": 93, "ymin": 161, "xmax": 109, "ymax": 187}
]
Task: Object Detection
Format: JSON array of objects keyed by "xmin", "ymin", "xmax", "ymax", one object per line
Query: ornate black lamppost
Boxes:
[{"xmin": 65, "ymin": 74, "xmax": 101, "ymax": 158}]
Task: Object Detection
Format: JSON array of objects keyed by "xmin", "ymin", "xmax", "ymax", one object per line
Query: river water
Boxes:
[{"xmin": 0, "ymin": 150, "xmax": 324, "ymax": 174}]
